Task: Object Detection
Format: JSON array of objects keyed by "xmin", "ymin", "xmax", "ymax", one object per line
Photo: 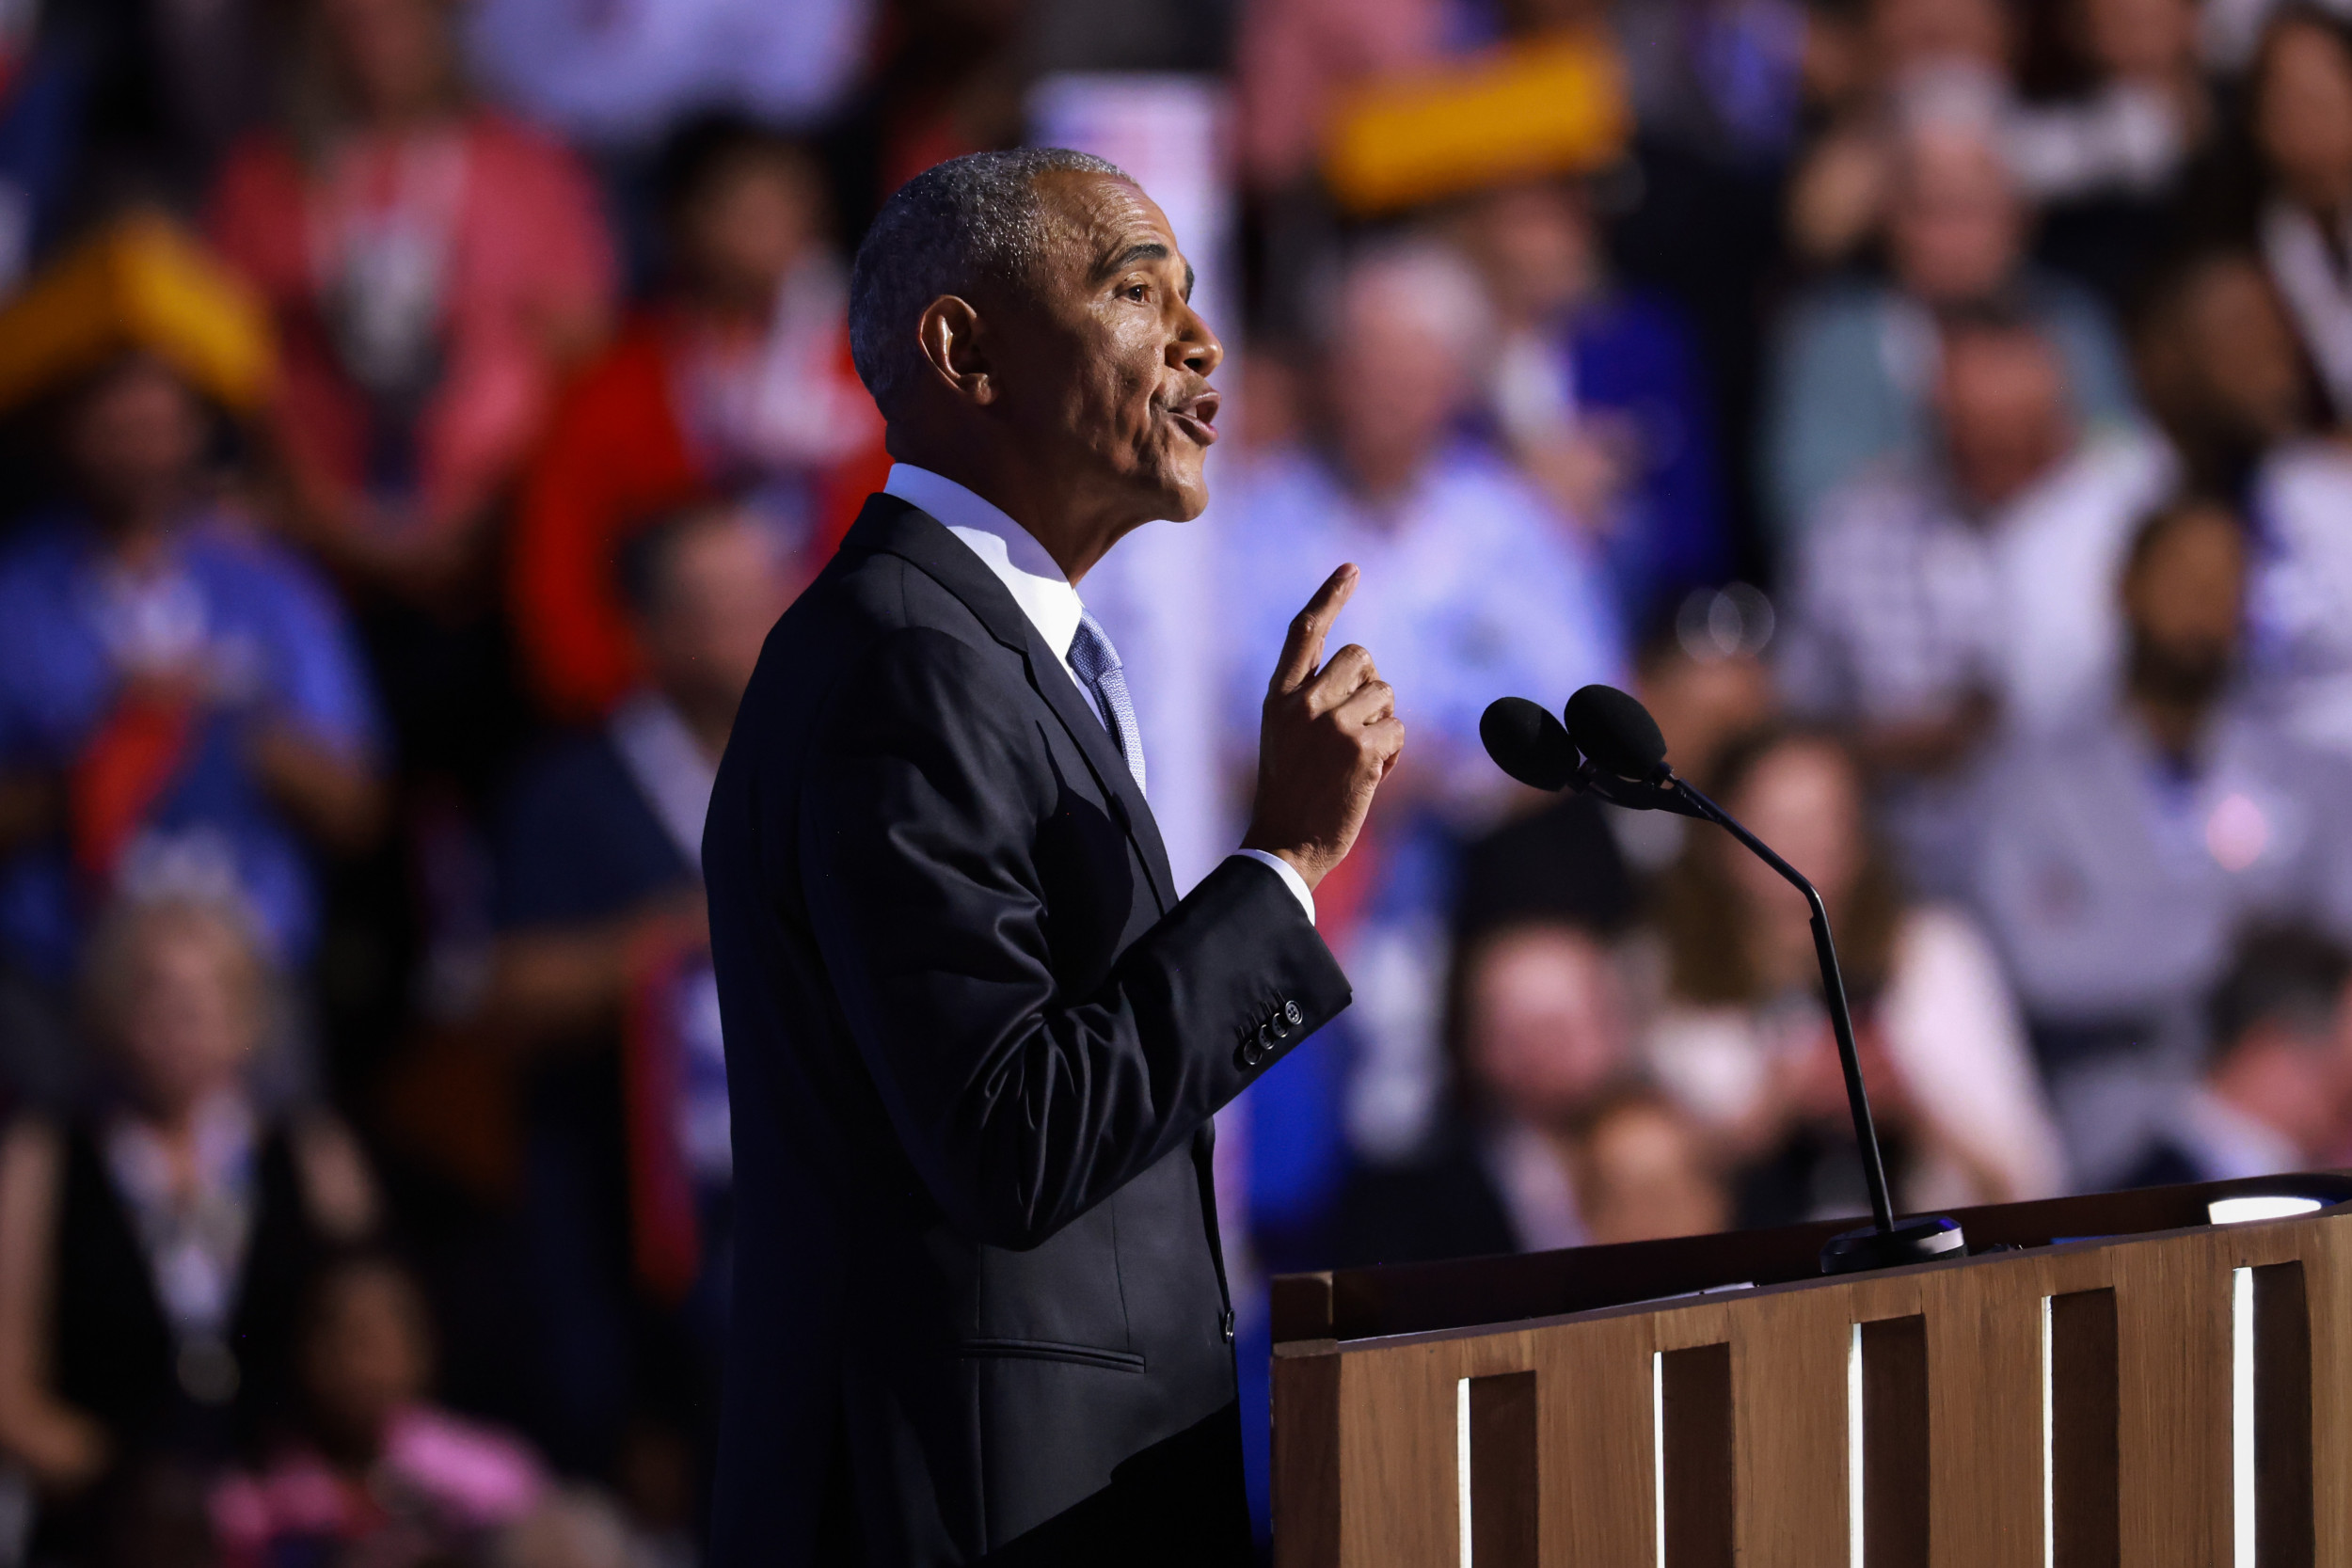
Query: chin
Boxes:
[
  {"xmin": 1163, "ymin": 480, "xmax": 1210, "ymax": 522},
  {"xmin": 1150, "ymin": 457, "xmax": 1212, "ymax": 522}
]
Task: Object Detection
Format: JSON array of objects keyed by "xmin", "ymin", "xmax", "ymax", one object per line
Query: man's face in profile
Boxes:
[{"xmin": 992, "ymin": 171, "xmax": 1224, "ymax": 523}]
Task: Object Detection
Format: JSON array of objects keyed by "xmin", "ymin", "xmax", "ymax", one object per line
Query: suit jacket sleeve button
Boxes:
[{"xmin": 1284, "ymin": 1000, "xmax": 1304, "ymax": 1027}]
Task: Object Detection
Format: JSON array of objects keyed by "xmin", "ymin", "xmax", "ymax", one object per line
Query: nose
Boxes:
[{"xmin": 1170, "ymin": 296, "xmax": 1223, "ymax": 380}]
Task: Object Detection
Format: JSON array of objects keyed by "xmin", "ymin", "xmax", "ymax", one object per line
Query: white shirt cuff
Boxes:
[{"xmin": 1233, "ymin": 849, "xmax": 1315, "ymax": 925}]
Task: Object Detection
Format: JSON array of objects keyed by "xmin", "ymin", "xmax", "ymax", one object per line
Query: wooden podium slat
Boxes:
[
  {"xmin": 1545, "ymin": 1315, "xmax": 1652, "ymax": 1564},
  {"xmin": 2309, "ymin": 1228, "xmax": 2352, "ymax": 1565},
  {"xmin": 1273, "ymin": 1177, "xmax": 2352, "ymax": 1567},
  {"xmin": 1920, "ymin": 1265, "xmax": 2042, "ymax": 1568},
  {"xmin": 2113, "ymin": 1240, "xmax": 2232, "ymax": 1566},
  {"xmin": 1731, "ymin": 1287, "xmax": 1851, "ymax": 1567}
]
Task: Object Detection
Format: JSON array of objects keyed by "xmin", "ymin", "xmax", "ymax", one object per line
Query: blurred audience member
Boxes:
[
  {"xmin": 1609, "ymin": 590, "xmax": 1780, "ymax": 881},
  {"xmin": 2012, "ymin": 0, "xmax": 2212, "ymax": 307},
  {"xmin": 494, "ymin": 1483, "xmax": 655, "ymax": 1568},
  {"xmin": 2135, "ymin": 247, "xmax": 2317, "ymax": 502},
  {"xmin": 1613, "ymin": 0, "xmax": 1809, "ymax": 167},
  {"xmin": 1973, "ymin": 500, "xmax": 2352, "ymax": 1183},
  {"xmin": 0, "ymin": 10, "xmax": 89, "ymax": 295},
  {"xmin": 487, "ymin": 503, "xmax": 787, "ymax": 1477},
  {"xmin": 465, "ymin": 0, "xmax": 871, "ymax": 153},
  {"xmin": 211, "ymin": 1251, "xmax": 547, "ymax": 1568},
  {"xmin": 1453, "ymin": 791, "xmax": 1636, "ymax": 950},
  {"xmin": 512, "ymin": 114, "xmax": 874, "ymax": 722},
  {"xmin": 1778, "ymin": 305, "xmax": 2164, "ymax": 893},
  {"xmin": 1765, "ymin": 71, "xmax": 2137, "ymax": 541},
  {"xmin": 1783, "ymin": 0, "xmax": 2015, "ymax": 272},
  {"xmin": 0, "ymin": 895, "xmax": 376, "ymax": 1552},
  {"xmin": 1638, "ymin": 594, "xmax": 1778, "ymax": 783},
  {"xmin": 2247, "ymin": 432, "xmax": 2352, "ymax": 760},
  {"xmin": 1648, "ymin": 730, "xmax": 2063, "ymax": 1225},
  {"xmin": 1234, "ymin": 0, "xmax": 1451, "ymax": 195},
  {"xmin": 1327, "ymin": 918, "xmax": 1635, "ymax": 1265},
  {"xmin": 1222, "ymin": 244, "xmax": 1622, "ymax": 1171},
  {"xmin": 208, "ymin": 0, "xmax": 617, "ymax": 595},
  {"xmin": 1865, "ymin": 0, "xmax": 2012, "ymax": 81},
  {"xmin": 2122, "ymin": 924, "xmax": 2352, "ymax": 1187},
  {"xmin": 0, "ymin": 353, "xmax": 384, "ymax": 992},
  {"xmin": 1564, "ymin": 1082, "xmax": 1731, "ymax": 1246},
  {"xmin": 1223, "ymin": 243, "xmax": 1622, "ymax": 824},
  {"xmin": 1453, "ymin": 177, "xmax": 1730, "ymax": 629},
  {"xmin": 1779, "ymin": 304, "xmax": 2170, "ymax": 894},
  {"xmin": 79, "ymin": 1454, "xmax": 223, "ymax": 1568},
  {"xmin": 2249, "ymin": 7, "xmax": 2352, "ymax": 425}
]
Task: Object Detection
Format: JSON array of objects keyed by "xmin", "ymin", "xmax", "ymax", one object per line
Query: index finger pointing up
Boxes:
[{"xmin": 1272, "ymin": 564, "xmax": 1359, "ymax": 695}]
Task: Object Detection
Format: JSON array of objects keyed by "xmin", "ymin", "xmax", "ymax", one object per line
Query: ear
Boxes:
[{"xmin": 915, "ymin": 295, "xmax": 997, "ymax": 408}]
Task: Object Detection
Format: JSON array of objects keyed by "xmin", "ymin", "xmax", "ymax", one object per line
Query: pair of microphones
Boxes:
[{"xmin": 1480, "ymin": 686, "xmax": 1963, "ymax": 1275}]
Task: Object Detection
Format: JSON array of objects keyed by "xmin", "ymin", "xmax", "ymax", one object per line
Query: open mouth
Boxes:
[{"xmin": 1167, "ymin": 390, "xmax": 1220, "ymax": 446}]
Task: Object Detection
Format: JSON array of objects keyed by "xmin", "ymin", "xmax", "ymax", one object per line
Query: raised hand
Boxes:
[{"xmin": 1240, "ymin": 564, "xmax": 1406, "ymax": 890}]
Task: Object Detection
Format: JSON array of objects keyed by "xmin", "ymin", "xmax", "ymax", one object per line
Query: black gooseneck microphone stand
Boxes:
[
  {"xmin": 1659, "ymin": 777, "xmax": 1961, "ymax": 1271},
  {"xmin": 1480, "ymin": 692, "xmax": 1964, "ymax": 1274}
]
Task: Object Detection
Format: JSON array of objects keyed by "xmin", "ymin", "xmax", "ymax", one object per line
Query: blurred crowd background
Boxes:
[{"xmin": 5, "ymin": 0, "xmax": 2352, "ymax": 1560}]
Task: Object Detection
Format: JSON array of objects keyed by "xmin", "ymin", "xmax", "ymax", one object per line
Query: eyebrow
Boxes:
[{"xmin": 1099, "ymin": 241, "xmax": 1196, "ymax": 301}]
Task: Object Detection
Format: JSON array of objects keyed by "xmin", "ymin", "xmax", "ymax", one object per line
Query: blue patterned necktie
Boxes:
[{"xmin": 1066, "ymin": 608, "xmax": 1146, "ymax": 795}]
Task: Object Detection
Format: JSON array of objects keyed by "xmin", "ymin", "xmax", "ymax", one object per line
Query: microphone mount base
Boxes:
[{"xmin": 1819, "ymin": 1214, "xmax": 1968, "ymax": 1275}]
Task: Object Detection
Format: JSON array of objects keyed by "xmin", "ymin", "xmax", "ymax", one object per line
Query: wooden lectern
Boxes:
[{"xmin": 1269, "ymin": 1174, "xmax": 2352, "ymax": 1566}]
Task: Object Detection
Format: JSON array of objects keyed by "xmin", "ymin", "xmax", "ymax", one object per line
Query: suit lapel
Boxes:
[
  {"xmin": 1018, "ymin": 627, "xmax": 1177, "ymax": 909},
  {"xmin": 846, "ymin": 494, "xmax": 1179, "ymax": 911}
]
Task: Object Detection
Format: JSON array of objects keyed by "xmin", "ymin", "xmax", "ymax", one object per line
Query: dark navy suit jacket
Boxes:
[{"xmin": 703, "ymin": 496, "xmax": 1351, "ymax": 1563}]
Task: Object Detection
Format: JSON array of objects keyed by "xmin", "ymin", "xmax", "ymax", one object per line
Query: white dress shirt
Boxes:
[{"xmin": 883, "ymin": 464, "xmax": 1313, "ymax": 924}]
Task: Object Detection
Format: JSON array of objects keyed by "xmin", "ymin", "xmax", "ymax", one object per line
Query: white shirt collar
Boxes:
[
  {"xmin": 882, "ymin": 466, "xmax": 1305, "ymax": 912},
  {"xmin": 884, "ymin": 463, "xmax": 1084, "ymax": 677}
]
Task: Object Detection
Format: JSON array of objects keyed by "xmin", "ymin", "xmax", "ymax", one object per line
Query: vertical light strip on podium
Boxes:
[
  {"xmin": 2041, "ymin": 1294, "xmax": 2056, "ymax": 1568},
  {"xmin": 1652, "ymin": 1353, "xmax": 1666, "ymax": 1568},
  {"xmin": 2234, "ymin": 1267, "xmax": 2255, "ymax": 1568},
  {"xmin": 1455, "ymin": 1372, "xmax": 1539, "ymax": 1568},
  {"xmin": 1848, "ymin": 1323, "xmax": 1864, "ymax": 1568},
  {"xmin": 1456, "ymin": 1377, "xmax": 1473, "ymax": 1568}
]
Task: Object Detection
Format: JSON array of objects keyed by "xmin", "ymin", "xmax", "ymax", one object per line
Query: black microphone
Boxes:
[
  {"xmin": 1532, "ymin": 684, "xmax": 1963, "ymax": 1275},
  {"xmin": 1479, "ymin": 697, "xmax": 1581, "ymax": 792},
  {"xmin": 1563, "ymin": 684, "xmax": 1667, "ymax": 783},
  {"xmin": 1484, "ymin": 690, "xmax": 1704, "ymax": 819}
]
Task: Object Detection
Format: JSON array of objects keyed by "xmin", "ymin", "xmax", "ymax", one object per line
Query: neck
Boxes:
[
  {"xmin": 1954, "ymin": 440, "xmax": 2069, "ymax": 516},
  {"xmin": 316, "ymin": 1417, "xmax": 392, "ymax": 1475},
  {"xmin": 359, "ymin": 89, "xmax": 454, "ymax": 136},
  {"xmin": 2205, "ymin": 1062, "xmax": 2308, "ymax": 1159},
  {"xmin": 139, "ymin": 1083, "xmax": 235, "ymax": 1148},
  {"xmin": 891, "ymin": 437, "xmax": 1136, "ymax": 585},
  {"xmin": 1331, "ymin": 432, "xmax": 1436, "ymax": 510},
  {"xmin": 685, "ymin": 275, "xmax": 787, "ymax": 335},
  {"xmin": 2128, "ymin": 686, "xmax": 2213, "ymax": 762},
  {"xmin": 96, "ymin": 499, "xmax": 179, "ymax": 560}
]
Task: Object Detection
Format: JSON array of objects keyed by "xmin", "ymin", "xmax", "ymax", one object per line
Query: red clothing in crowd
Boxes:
[
  {"xmin": 509, "ymin": 303, "xmax": 883, "ymax": 722},
  {"xmin": 208, "ymin": 111, "xmax": 618, "ymax": 539}
]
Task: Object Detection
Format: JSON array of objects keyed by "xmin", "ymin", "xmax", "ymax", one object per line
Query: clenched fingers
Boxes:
[
  {"xmin": 1303, "ymin": 644, "xmax": 1377, "ymax": 716},
  {"xmin": 1270, "ymin": 564, "xmax": 1359, "ymax": 695},
  {"xmin": 1333, "ymin": 677, "xmax": 1395, "ymax": 727}
]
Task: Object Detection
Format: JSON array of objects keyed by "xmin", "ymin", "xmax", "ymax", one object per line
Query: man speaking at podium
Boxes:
[{"xmin": 702, "ymin": 149, "xmax": 1406, "ymax": 1563}]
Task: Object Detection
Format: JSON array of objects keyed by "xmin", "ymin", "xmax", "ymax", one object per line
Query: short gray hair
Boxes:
[{"xmin": 848, "ymin": 147, "xmax": 1132, "ymax": 421}]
